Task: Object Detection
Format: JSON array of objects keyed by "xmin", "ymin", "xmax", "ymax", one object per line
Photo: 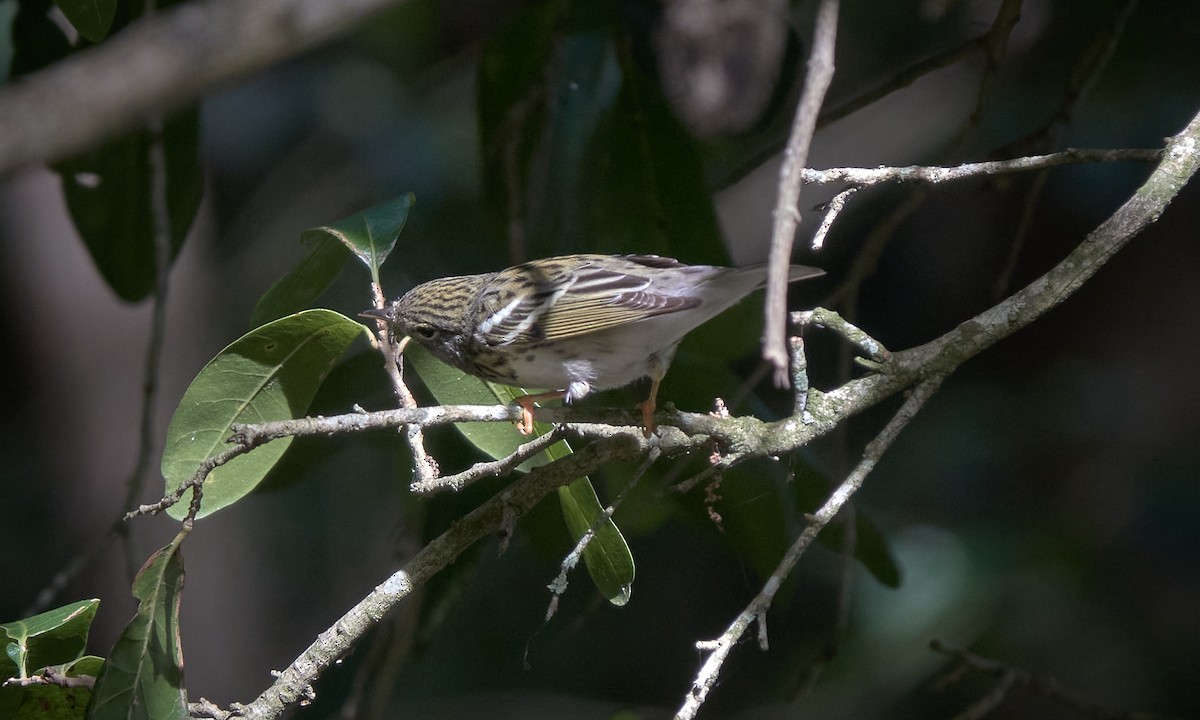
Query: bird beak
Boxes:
[{"xmin": 359, "ymin": 307, "xmax": 391, "ymax": 322}]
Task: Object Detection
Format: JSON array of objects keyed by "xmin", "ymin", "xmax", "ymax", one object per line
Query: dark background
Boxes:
[{"xmin": 1, "ymin": 0, "xmax": 1197, "ymax": 718}]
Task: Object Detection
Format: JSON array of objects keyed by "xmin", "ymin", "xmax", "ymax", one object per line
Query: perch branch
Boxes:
[{"xmin": 179, "ymin": 110, "xmax": 1198, "ymax": 720}]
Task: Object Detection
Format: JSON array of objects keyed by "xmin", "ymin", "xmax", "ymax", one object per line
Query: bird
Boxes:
[{"xmin": 361, "ymin": 253, "xmax": 823, "ymax": 436}]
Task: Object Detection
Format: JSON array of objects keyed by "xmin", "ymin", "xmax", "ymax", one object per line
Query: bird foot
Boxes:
[
  {"xmin": 637, "ymin": 399, "xmax": 657, "ymax": 438},
  {"xmin": 515, "ymin": 398, "xmax": 536, "ymax": 435},
  {"xmin": 513, "ymin": 391, "xmax": 566, "ymax": 435}
]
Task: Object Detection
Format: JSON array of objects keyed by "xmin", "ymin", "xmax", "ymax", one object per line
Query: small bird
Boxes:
[{"xmin": 362, "ymin": 254, "xmax": 823, "ymax": 436}]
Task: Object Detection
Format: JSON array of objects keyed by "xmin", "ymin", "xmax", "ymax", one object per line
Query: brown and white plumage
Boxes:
[{"xmin": 366, "ymin": 254, "xmax": 823, "ymax": 434}]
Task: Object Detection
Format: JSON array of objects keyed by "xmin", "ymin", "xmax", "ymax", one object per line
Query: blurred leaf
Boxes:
[
  {"xmin": 250, "ymin": 234, "xmax": 353, "ymax": 328},
  {"xmin": 479, "ymin": 8, "xmax": 724, "ymax": 262},
  {"xmin": 8, "ymin": 682, "xmax": 90, "ymax": 720},
  {"xmin": 86, "ymin": 536, "xmax": 187, "ymax": 720},
  {"xmin": 161, "ymin": 310, "xmax": 366, "ymax": 520},
  {"xmin": 52, "ymin": 0, "xmax": 116, "ymax": 42},
  {"xmin": 580, "ymin": 49, "xmax": 725, "ymax": 261},
  {"xmin": 526, "ymin": 31, "xmax": 623, "ymax": 257},
  {"xmin": 10, "ymin": 0, "xmax": 74, "ymax": 79},
  {"xmin": 406, "ymin": 343, "xmax": 635, "ymax": 604},
  {"xmin": 0, "ymin": 599, "xmax": 99, "ymax": 681},
  {"xmin": 478, "ymin": 0, "xmax": 557, "ymax": 201},
  {"xmin": 848, "ymin": 514, "xmax": 902, "ymax": 588},
  {"xmin": 306, "ymin": 193, "xmax": 414, "ymax": 280},
  {"xmin": 56, "ymin": 108, "xmax": 203, "ymax": 302},
  {"xmin": 703, "ymin": 461, "xmax": 795, "ymax": 580}
]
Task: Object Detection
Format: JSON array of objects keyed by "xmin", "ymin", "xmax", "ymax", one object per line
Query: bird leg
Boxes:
[
  {"xmin": 637, "ymin": 375, "xmax": 662, "ymax": 438},
  {"xmin": 513, "ymin": 390, "xmax": 565, "ymax": 435}
]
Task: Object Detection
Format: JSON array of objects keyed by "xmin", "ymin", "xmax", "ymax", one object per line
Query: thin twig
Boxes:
[
  {"xmin": 676, "ymin": 376, "xmax": 945, "ymax": 720},
  {"xmin": 368, "ymin": 285, "xmax": 440, "ymax": 486},
  {"xmin": 411, "ymin": 426, "xmax": 568, "ymax": 494},
  {"xmin": 803, "ymin": 148, "xmax": 1159, "ymax": 186},
  {"xmin": 176, "ymin": 114, "xmax": 1199, "ymax": 720},
  {"xmin": 810, "ymin": 184, "xmax": 859, "ymax": 250},
  {"xmin": 930, "ymin": 639, "xmax": 1183, "ymax": 720},
  {"xmin": 545, "ymin": 447, "xmax": 660, "ymax": 620},
  {"xmin": 763, "ymin": 0, "xmax": 840, "ymax": 386},
  {"xmin": 994, "ymin": 0, "xmax": 1140, "ymax": 297},
  {"xmin": 817, "ymin": 36, "xmax": 986, "ymax": 128},
  {"xmin": 792, "ymin": 307, "xmax": 891, "ymax": 365},
  {"xmin": 22, "ymin": 114, "xmax": 176, "ymax": 614},
  {"xmin": 947, "ymin": 0, "xmax": 1024, "ymax": 156},
  {"xmin": 820, "ymin": 0, "xmax": 1027, "ymax": 309}
]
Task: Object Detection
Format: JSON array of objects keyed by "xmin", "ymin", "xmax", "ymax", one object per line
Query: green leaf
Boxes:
[
  {"xmin": 52, "ymin": 0, "xmax": 116, "ymax": 42},
  {"xmin": 0, "ymin": 655, "xmax": 105, "ymax": 720},
  {"xmin": 59, "ymin": 656, "xmax": 104, "ymax": 678},
  {"xmin": 479, "ymin": 11, "xmax": 724, "ymax": 261},
  {"xmin": 525, "ymin": 32, "xmax": 626, "ymax": 257},
  {"xmin": 0, "ymin": 601, "xmax": 101, "ymax": 720},
  {"xmin": 404, "ymin": 342, "xmax": 548, "ymax": 469},
  {"xmin": 578, "ymin": 51, "xmax": 726, "ymax": 262},
  {"xmin": 1, "ymin": 599, "xmax": 100, "ymax": 680},
  {"xmin": 9, "ymin": 681, "xmax": 91, "ymax": 720},
  {"xmin": 161, "ymin": 310, "xmax": 366, "ymax": 520},
  {"xmin": 405, "ymin": 343, "xmax": 635, "ymax": 604},
  {"xmin": 556, "ymin": 476, "xmax": 635, "ymax": 606},
  {"xmin": 705, "ymin": 462, "xmax": 795, "ymax": 580},
  {"xmin": 86, "ymin": 537, "xmax": 187, "ymax": 720},
  {"xmin": 306, "ymin": 193, "xmax": 414, "ymax": 282},
  {"xmin": 56, "ymin": 108, "xmax": 203, "ymax": 302},
  {"xmin": 249, "ymin": 234, "xmax": 352, "ymax": 328}
]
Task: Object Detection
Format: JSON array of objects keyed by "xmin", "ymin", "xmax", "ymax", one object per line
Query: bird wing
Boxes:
[{"xmin": 480, "ymin": 258, "xmax": 701, "ymax": 345}]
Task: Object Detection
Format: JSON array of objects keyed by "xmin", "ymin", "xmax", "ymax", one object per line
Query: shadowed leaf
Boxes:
[
  {"xmin": 86, "ymin": 536, "xmax": 187, "ymax": 720},
  {"xmin": 406, "ymin": 343, "xmax": 635, "ymax": 604}
]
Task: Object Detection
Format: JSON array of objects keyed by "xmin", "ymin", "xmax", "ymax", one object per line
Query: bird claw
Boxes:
[
  {"xmin": 515, "ymin": 397, "xmax": 537, "ymax": 435},
  {"xmin": 512, "ymin": 391, "xmax": 566, "ymax": 435},
  {"xmin": 637, "ymin": 399, "xmax": 657, "ymax": 438}
]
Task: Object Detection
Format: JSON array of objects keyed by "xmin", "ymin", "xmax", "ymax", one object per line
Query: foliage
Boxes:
[{"xmin": 2, "ymin": 2, "xmax": 1198, "ymax": 720}]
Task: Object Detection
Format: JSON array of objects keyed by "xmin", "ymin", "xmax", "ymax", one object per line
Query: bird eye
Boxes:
[{"xmin": 412, "ymin": 324, "xmax": 438, "ymax": 340}]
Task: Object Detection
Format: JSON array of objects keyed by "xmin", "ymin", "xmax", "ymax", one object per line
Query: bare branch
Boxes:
[
  {"xmin": 411, "ymin": 426, "xmax": 568, "ymax": 494},
  {"xmin": 930, "ymin": 639, "xmax": 1186, "ymax": 720},
  {"xmin": 802, "ymin": 148, "xmax": 1159, "ymax": 187},
  {"xmin": 233, "ymin": 434, "xmax": 644, "ymax": 720},
  {"xmin": 0, "ymin": 0, "xmax": 411, "ymax": 177},
  {"xmin": 677, "ymin": 376, "xmax": 945, "ymax": 720},
  {"xmin": 545, "ymin": 447, "xmax": 659, "ymax": 620},
  {"xmin": 167, "ymin": 112, "xmax": 1199, "ymax": 720},
  {"xmin": 763, "ymin": 0, "xmax": 840, "ymax": 385},
  {"xmin": 366, "ymin": 289, "xmax": 440, "ymax": 486}
]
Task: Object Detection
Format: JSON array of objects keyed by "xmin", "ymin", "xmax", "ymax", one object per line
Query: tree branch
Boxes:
[
  {"xmin": 763, "ymin": 0, "xmax": 840, "ymax": 385},
  {"xmin": 137, "ymin": 114, "xmax": 1196, "ymax": 718},
  {"xmin": 677, "ymin": 376, "xmax": 944, "ymax": 720},
  {"xmin": 229, "ymin": 433, "xmax": 644, "ymax": 720},
  {"xmin": 0, "ymin": 0, "xmax": 411, "ymax": 177}
]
